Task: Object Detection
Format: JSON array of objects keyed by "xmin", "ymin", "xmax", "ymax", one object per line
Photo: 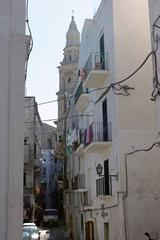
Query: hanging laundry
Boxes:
[
  {"xmin": 66, "ymin": 128, "xmax": 73, "ymax": 156},
  {"xmin": 71, "ymin": 128, "xmax": 78, "ymax": 144},
  {"xmin": 86, "ymin": 125, "xmax": 94, "ymax": 144}
]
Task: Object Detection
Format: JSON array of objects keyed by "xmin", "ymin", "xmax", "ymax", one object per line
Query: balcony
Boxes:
[
  {"xmin": 71, "ymin": 174, "xmax": 87, "ymax": 192},
  {"xmin": 82, "ymin": 52, "xmax": 109, "ymax": 89},
  {"xmin": 74, "ymin": 80, "xmax": 90, "ymax": 112},
  {"xmin": 83, "ymin": 122, "xmax": 112, "ymax": 155}
]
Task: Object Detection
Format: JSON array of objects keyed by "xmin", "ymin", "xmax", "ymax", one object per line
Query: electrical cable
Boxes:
[
  {"xmin": 152, "ymin": 14, "xmax": 160, "ymax": 31},
  {"xmin": 96, "ymin": 51, "xmax": 154, "ymax": 102},
  {"xmin": 24, "ymin": 47, "xmax": 156, "ymax": 109},
  {"xmin": 24, "ymin": 98, "xmax": 62, "ymax": 109},
  {"xmin": 151, "ymin": 16, "xmax": 160, "ymax": 101},
  {"xmin": 125, "ymin": 141, "xmax": 160, "ymax": 197},
  {"xmin": 25, "ymin": 0, "xmax": 33, "ymax": 81},
  {"xmin": 24, "ymin": 114, "xmax": 94, "ymax": 124}
]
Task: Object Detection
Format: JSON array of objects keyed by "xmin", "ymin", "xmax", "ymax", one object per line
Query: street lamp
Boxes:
[
  {"xmin": 145, "ymin": 232, "xmax": 154, "ymax": 240},
  {"xmin": 96, "ymin": 164, "xmax": 103, "ymax": 177}
]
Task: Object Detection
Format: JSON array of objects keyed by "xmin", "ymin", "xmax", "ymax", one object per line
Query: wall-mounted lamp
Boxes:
[
  {"xmin": 96, "ymin": 164, "xmax": 104, "ymax": 177},
  {"xmin": 145, "ymin": 232, "xmax": 153, "ymax": 240}
]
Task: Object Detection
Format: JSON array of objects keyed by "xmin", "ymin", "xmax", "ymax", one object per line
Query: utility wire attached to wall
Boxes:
[
  {"xmin": 125, "ymin": 141, "xmax": 160, "ymax": 197},
  {"xmin": 151, "ymin": 14, "xmax": 160, "ymax": 101},
  {"xmin": 25, "ymin": 0, "xmax": 33, "ymax": 81}
]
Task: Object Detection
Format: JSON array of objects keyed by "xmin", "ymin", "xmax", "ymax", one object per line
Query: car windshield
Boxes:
[
  {"xmin": 44, "ymin": 210, "xmax": 57, "ymax": 215},
  {"xmin": 23, "ymin": 226, "xmax": 38, "ymax": 235}
]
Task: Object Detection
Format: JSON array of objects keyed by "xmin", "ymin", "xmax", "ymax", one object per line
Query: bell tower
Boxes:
[{"xmin": 56, "ymin": 15, "xmax": 80, "ymax": 152}]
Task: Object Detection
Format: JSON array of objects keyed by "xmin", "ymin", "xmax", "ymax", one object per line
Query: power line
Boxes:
[
  {"xmin": 96, "ymin": 48, "xmax": 157, "ymax": 103},
  {"xmin": 153, "ymin": 14, "xmax": 160, "ymax": 31},
  {"xmin": 24, "ymin": 114, "xmax": 94, "ymax": 124},
  {"xmin": 25, "ymin": 49, "xmax": 155, "ymax": 109},
  {"xmin": 125, "ymin": 141, "xmax": 160, "ymax": 197},
  {"xmin": 24, "ymin": 98, "xmax": 62, "ymax": 109},
  {"xmin": 151, "ymin": 14, "xmax": 160, "ymax": 101}
]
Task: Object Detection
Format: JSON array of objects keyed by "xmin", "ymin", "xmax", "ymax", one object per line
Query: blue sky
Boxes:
[{"xmin": 26, "ymin": 0, "xmax": 101, "ymax": 126}]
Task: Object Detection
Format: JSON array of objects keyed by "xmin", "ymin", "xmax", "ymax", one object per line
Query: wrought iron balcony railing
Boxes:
[
  {"xmin": 72, "ymin": 174, "xmax": 86, "ymax": 190},
  {"xmin": 96, "ymin": 176, "xmax": 111, "ymax": 196},
  {"xmin": 73, "ymin": 122, "xmax": 112, "ymax": 153},
  {"xmin": 82, "ymin": 52, "xmax": 109, "ymax": 81},
  {"xmin": 84, "ymin": 122, "xmax": 112, "ymax": 146},
  {"xmin": 74, "ymin": 80, "xmax": 88, "ymax": 107}
]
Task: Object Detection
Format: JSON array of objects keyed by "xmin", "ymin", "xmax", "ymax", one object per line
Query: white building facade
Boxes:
[
  {"xmin": 0, "ymin": 0, "xmax": 28, "ymax": 239},
  {"xmin": 24, "ymin": 97, "xmax": 42, "ymax": 222},
  {"xmin": 66, "ymin": 1, "xmax": 160, "ymax": 240}
]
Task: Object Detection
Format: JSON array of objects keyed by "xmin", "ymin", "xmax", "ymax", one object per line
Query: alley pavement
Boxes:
[{"xmin": 40, "ymin": 224, "xmax": 70, "ymax": 240}]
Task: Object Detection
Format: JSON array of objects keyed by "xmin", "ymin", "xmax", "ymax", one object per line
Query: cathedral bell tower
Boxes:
[{"xmin": 56, "ymin": 15, "xmax": 80, "ymax": 156}]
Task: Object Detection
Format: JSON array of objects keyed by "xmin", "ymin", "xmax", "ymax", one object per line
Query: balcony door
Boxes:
[
  {"xmin": 104, "ymin": 159, "xmax": 110, "ymax": 195},
  {"xmin": 100, "ymin": 33, "xmax": 105, "ymax": 69},
  {"xmin": 102, "ymin": 98, "xmax": 108, "ymax": 141}
]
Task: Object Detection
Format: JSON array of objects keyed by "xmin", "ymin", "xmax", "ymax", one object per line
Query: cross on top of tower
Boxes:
[{"xmin": 71, "ymin": 10, "xmax": 74, "ymax": 19}]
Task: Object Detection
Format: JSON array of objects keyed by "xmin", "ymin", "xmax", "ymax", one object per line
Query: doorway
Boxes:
[
  {"xmin": 104, "ymin": 223, "xmax": 109, "ymax": 240},
  {"xmin": 85, "ymin": 221, "xmax": 94, "ymax": 240},
  {"xmin": 99, "ymin": 33, "xmax": 105, "ymax": 69}
]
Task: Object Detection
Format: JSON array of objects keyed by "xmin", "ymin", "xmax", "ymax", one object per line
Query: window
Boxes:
[
  {"xmin": 81, "ymin": 214, "xmax": 84, "ymax": 231},
  {"xmin": 104, "ymin": 223, "xmax": 109, "ymax": 240},
  {"xmin": 34, "ymin": 143, "xmax": 37, "ymax": 159},
  {"xmin": 47, "ymin": 138, "xmax": 52, "ymax": 149},
  {"xmin": 96, "ymin": 159, "xmax": 110, "ymax": 196},
  {"xmin": 24, "ymin": 173, "xmax": 26, "ymax": 186},
  {"xmin": 102, "ymin": 98, "xmax": 108, "ymax": 141},
  {"xmin": 99, "ymin": 33, "xmax": 105, "ymax": 69},
  {"xmin": 104, "ymin": 159, "xmax": 110, "ymax": 195},
  {"xmin": 68, "ymin": 78, "xmax": 71, "ymax": 84}
]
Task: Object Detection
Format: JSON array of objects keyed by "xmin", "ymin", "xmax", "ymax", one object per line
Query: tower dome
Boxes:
[{"xmin": 66, "ymin": 16, "xmax": 80, "ymax": 47}]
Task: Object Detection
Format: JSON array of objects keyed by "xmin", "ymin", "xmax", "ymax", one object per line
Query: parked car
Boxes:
[
  {"xmin": 23, "ymin": 223, "xmax": 40, "ymax": 240},
  {"xmin": 23, "ymin": 231, "xmax": 31, "ymax": 240},
  {"xmin": 43, "ymin": 209, "xmax": 58, "ymax": 225}
]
